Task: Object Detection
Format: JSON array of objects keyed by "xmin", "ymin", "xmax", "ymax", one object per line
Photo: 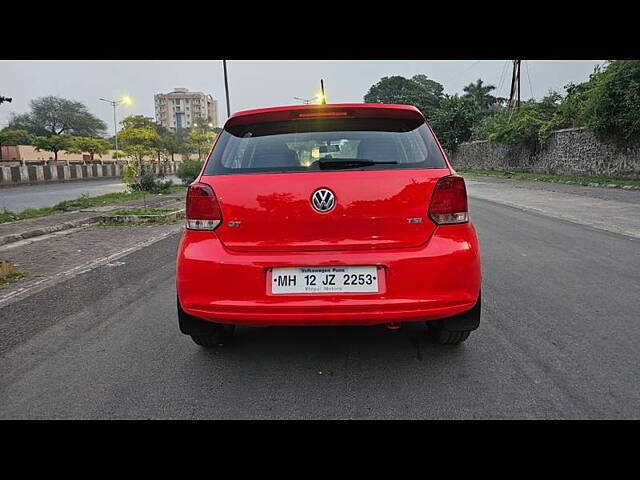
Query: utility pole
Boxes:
[
  {"xmin": 507, "ymin": 60, "xmax": 521, "ymax": 120},
  {"xmin": 223, "ymin": 60, "xmax": 231, "ymax": 119},
  {"xmin": 320, "ymin": 79, "xmax": 327, "ymax": 104}
]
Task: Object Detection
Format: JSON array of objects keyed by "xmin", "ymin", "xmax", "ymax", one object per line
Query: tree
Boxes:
[
  {"xmin": 118, "ymin": 125, "xmax": 161, "ymax": 190},
  {"xmin": 8, "ymin": 96, "xmax": 107, "ymax": 137},
  {"xmin": 67, "ymin": 137, "xmax": 112, "ymax": 163},
  {"xmin": 120, "ymin": 115, "xmax": 157, "ymax": 131},
  {"xmin": 411, "ymin": 74, "xmax": 444, "ymax": 102},
  {"xmin": 462, "ymin": 79, "xmax": 498, "ymax": 111},
  {"xmin": 0, "ymin": 129, "xmax": 32, "ymax": 160},
  {"xmin": 364, "ymin": 75, "xmax": 444, "ymax": 116},
  {"xmin": 118, "ymin": 126, "xmax": 160, "ymax": 166},
  {"xmin": 187, "ymin": 129, "xmax": 216, "ymax": 161},
  {"xmin": 581, "ymin": 60, "xmax": 640, "ymax": 140},
  {"xmin": 33, "ymin": 135, "xmax": 75, "ymax": 162},
  {"xmin": 191, "ymin": 116, "xmax": 214, "ymax": 131},
  {"xmin": 159, "ymin": 135, "xmax": 183, "ymax": 162},
  {"xmin": 429, "ymin": 95, "xmax": 478, "ymax": 151},
  {"xmin": 6, "ymin": 112, "xmax": 45, "ymax": 136}
]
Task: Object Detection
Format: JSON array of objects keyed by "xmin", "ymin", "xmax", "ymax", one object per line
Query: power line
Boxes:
[
  {"xmin": 525, "ymin": 60, "xmax": 534, "ymax": 100},
  {"xmin": 442, "ymin": 60, "xmax": 482, "ymax": 86},
  {"xmin": 496, "ymin": 60, "xmax": 510, "ymax": 97}
]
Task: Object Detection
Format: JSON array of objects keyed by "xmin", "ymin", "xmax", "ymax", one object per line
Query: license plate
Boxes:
[{"xmin": 271, "ymin": 266, "xmax": 379, "ymax": 294}]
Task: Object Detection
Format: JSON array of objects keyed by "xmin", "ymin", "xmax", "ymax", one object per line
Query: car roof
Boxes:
[{"xmin": 225, "ymin": 103, "xmax": 426, "ymax": 127}]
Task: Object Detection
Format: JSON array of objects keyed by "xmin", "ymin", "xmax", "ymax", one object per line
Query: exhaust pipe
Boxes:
[{"xmin": 386, "ymin": 322, "xmax": 401, "ymax": 330}]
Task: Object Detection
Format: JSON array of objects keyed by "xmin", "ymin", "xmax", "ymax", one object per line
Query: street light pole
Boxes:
[
  {"xmin": 113, "ymin": 102, "xmax": 118, "ymax": 154},
  {"xmin": 223, "ymin": 60, "xmax": 231, "ymax": 119},
  {"xmin": 99, "ymin": 97, "xmax": 120, "ymax": 156}
]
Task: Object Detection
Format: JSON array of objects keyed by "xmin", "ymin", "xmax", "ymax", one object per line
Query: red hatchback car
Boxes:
[{"xmin": 176, "ymin": 103, "xmax": 481, "ymax": 347}]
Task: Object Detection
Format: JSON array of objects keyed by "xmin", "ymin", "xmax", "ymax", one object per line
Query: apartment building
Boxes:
[{"xmin": 154, "ymin": 88, "xmax": 218, "ymax": 131}]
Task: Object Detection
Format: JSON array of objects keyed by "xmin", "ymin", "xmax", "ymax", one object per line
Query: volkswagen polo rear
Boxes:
[{"xmin": 176, "ymin": 104, "xmax": 481, "ymax": 347}]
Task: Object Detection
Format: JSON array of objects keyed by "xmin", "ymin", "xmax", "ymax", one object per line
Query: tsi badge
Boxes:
[
  {"xmin": 227, "ymin": 221, "xmax": 241, "ymax": 228},
  {"xmin": 406, "ymin": 217, "xmax": 423, "ymax": 224}
]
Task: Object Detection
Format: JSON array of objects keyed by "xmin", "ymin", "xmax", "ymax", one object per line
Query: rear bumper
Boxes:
[{"xmin": 176, "ymin": 224, "xmax": 481, "ymax": 327}]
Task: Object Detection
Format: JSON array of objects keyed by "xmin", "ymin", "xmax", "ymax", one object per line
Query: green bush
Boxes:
[
  {"xmin": 131, "ymin": 170, "xmax": 173, "ymax": 194},
  {"xmin": 582, "ymin": 60, "xmax": 640, "ymax": 140},
  {"xmin": 485, "ymin": 93, "xmax": 565, "ymax": 151},
  {"xmin": 177, "ymin": 159, "xmax": 204, "ymax": 185}
]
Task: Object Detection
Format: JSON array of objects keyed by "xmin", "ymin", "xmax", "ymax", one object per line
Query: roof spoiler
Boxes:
[{"xmin": 225, "ymin": 103, "xmax": 425, "ymax": 128}]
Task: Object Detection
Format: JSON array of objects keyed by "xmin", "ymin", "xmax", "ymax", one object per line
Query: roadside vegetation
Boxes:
[
  {"xmin": 176, "ymin": 159, "xmax": 204, "ymax": 185},
  {"xmin": 0, "ymin": 186, "xmax": 186, "ymax": 224},
  {"xmin": 456, "ymin": 168, "xmax": 640, "ymax": 189},
  {"xmin": 0, "ymin": 268, "xmax": 27, "ymax": 287},
  {"xmin": 110, "ymin": 207, "xmax": 176, "ymax": 216},
  {"xmin": 364, "ymin": 61, "xmax": 640, "ymax": 155}
]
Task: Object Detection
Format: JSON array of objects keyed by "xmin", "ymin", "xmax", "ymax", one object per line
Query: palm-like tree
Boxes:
[{"xmin": 463, "ymin": 79, "xmax": 497, "ymax": 110}]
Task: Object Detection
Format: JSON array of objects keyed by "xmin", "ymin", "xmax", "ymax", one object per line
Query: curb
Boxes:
[
  {"xmin": 102, "ymin": 208, "xmax": 185, "ymax": 224},
  {"xmin": 0, "ymin": 197, "xmax": 186, "ymax": 247},
  {"xmin": 0, "ymin": 216, "xmax": 103, "ymax": 247}
]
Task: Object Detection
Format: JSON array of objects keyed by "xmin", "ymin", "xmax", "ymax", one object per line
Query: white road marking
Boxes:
[{"xmin": 0, "ymin": 225, "xmax": 183, "ymax": 308}]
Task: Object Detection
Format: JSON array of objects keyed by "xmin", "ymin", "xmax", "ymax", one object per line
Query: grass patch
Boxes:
[
  {"xmin": 0, "ymin": 184, "xmax": 187, "ymax": 224},
  {"xmin": 456, "ymin": 168, "xmax": 640, "ymax": 189},
  {"xmin": 0, "ymin": 269, "xmax": 27, "ymax": 287},
  {"xmin": 110, "ymin": 208, "xmax": 176, "ymax": 216}
]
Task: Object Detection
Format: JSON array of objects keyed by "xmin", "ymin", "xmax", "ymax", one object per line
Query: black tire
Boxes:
[
  {"xmin": 190, "ymin": 325, "xmax": 235, "ymax": 348},
  {"xmin": 428, "ymin": 291, "xmax": 481, "ymax": 345},
  {"xmin": 429, "ymin": 324, "xmax": 471, "ymax": 345}
]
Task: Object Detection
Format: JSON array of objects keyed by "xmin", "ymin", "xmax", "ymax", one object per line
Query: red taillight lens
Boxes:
[
  {"xmin": 186, "ymin": 182, "xmax": 222, "ymax": 230},
  {"xmin": 428, "ymin": 175, "xmax": 469, "ymax": 225}
]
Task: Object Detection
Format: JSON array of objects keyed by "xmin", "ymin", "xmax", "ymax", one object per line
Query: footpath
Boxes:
[
  {"xmin": 465, "ymin": 176, "xmax": 640, "ymax": 239},
  {"xmin": 0, "ymin": 190, "xmax": 186, "ymax": 307}
]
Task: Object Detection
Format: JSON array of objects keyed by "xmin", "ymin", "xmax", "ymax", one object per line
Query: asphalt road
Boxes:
[
  {"xmin": 0, "ymin": 176, "xmax": 180, "ymax": 213},
  {"xmin": 0, "ymin": 179, "xmax": 127, "ymax": 213},
  {"xmin": 0, "ymin": 197, "xmax": 639, "ymax": 419}
]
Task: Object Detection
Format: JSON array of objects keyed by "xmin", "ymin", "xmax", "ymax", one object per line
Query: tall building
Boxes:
[{"xmin": 154, "ymin": 88, "xmax": 218, "ymax": 131}]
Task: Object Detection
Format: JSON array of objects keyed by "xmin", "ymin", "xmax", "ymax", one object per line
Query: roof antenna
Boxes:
[{"xmin": 320, "ymin": 79, "xmax": 327, "ymax": 104}]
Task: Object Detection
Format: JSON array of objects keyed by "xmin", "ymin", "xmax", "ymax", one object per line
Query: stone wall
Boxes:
[
  {"xmin": 448, "ymin": 127, "xmax": 640, "ymax": 178},
  {"xmin": 0, "ymin": 162, "xmax": 179, "ymax": 187}
]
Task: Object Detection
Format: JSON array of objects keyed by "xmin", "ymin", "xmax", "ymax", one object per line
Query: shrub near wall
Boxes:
[{"xmin": 448, "ymin": 128, "xmax": 640, "ymax": 178}]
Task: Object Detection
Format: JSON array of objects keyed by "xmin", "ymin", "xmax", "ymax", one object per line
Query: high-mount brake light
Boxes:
[
  {"xmin": 428, "ymin": 175, "xmax": 469, "ymax": 225},
  {"xmin": 297, "ymin": 111, "xmax": 349, "ymax": 118},
  {"xmin": 186, "ymin": 183, "xmax": 222, "ymax": 231}
]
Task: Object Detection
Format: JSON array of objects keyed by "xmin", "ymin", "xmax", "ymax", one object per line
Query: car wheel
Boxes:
[
  {"xmin": 429, "ymin": 324, "xmax": 471, "ymax": 345},
  {"xmin": 190, "ymin": 325, "xmax": 235, "ymax": 348},
  {"xmin": 428, "ymin": 291, "xmax": 481, "ymax": 345}
]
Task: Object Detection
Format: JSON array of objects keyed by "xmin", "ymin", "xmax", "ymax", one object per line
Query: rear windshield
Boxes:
[{"xmin": 203, "ymin": 117, "xmax": 447, "ymax": 175}]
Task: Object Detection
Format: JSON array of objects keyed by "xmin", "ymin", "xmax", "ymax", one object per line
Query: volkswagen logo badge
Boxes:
[{"xmin": 311, "ymin": 188, "xmax": 336, "ymax": 213}]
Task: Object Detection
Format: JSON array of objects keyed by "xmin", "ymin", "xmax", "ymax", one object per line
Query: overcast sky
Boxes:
[{"xmin": 0, "ymin": 60, "xmax": 605, "ymax": 130}]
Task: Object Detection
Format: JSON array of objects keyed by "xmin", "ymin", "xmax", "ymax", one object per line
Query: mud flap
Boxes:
[
  {"xmin": 177, "ymin": 298, "xmax": 223, "ymax": 335},
  {"xmin": 441, "ymin": 291, "xmax": 481, "ymax": 332}
]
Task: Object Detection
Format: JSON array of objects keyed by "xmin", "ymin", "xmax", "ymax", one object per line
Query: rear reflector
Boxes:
[
  {"xmin": 297, "ymin": 111, "xmax": 349, "ymax": 118},
  {"xmin": 428, "ymin": 175, "xmax": 469, "ymax": 225},
  {"xmin": 186, "ymin": 182, "xmax": 222, "ymax": 231}
]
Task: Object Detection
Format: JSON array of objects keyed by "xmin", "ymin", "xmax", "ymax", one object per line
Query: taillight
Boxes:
[
  {"xmin": 186, "ymin": 182, "xmax": 222, "ymax": 230},
  {"xmin": 428, "ymin": 175, "xmax": 469, "ymax": 225},
  {"xmin": 297, "ymin": 111, "xmax": 349, "ymax": 118}
]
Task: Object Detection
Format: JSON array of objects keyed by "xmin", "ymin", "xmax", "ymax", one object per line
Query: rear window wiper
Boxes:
[{"xmin": 318, "ymin": 158, "xmax": 398, "ymax": 169}]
